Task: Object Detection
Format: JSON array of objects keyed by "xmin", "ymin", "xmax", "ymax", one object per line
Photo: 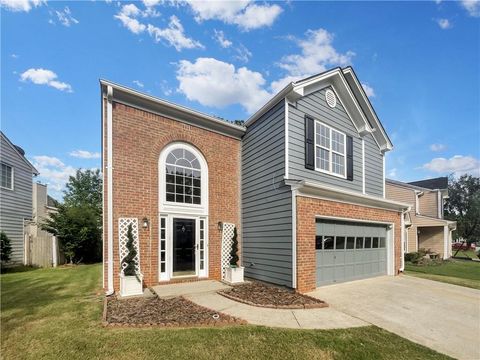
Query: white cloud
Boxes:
[
  {"xmin": 32, "ymin": 155, "xmax": 77, "ymax": 195},
  {"xmin": 0, "ymin": 0, "xmax": 43, "ymax": 12},
  {"xmin": 186, "ymin": 0, "xmax": 282, "ymax": 30},
  {"xmin": 176, "ymin": 57, "xmax": 271, "ymax": 113},
  {"xmin": 133, "ymin": 80, "xmax": 144, "ymax": 88},
  {"xmin": 460, "ymin": 0, "xmax": 480, "ymax": 17},
  {"xmin": 142, "ymin": 0, "xmax": 161, "ymax": 7},
  {"xmin": 147, "ymin": 15, "xmax": 203, "ymax": 51},
  {"xmin": 436, "ymin": 18, "xmax": 452, "ymax": 29},
  {"xmin": 11, "ymin": 53, "xmax": 19, "ymax": 58},
  {"xmin": 422, "ymin": 155, "xmax": 480, "ymax": 177},
  {"xmin": 234, "ymin": 44, "xmax": 252, "ymax": 63},
  {"xmin": 388, "ymin": 168, "xmax": 397, "ymax": 178},
  {"xmin": 213, "ymin": 29, "xmax": 232, "ymax": 48},
  {"xmin": 69, "ymin": 150, "xmax": 101, "ymax": 159},
  {"xmin": 362, "ymin": 83, "xmax": 375, "ymax": 98},
  {"xmin": 20, "ymin": 68, "xmax": 73, "ymax": 92},
  {"xmin": 430, "ymin": 143, "xmax": 447, "ymax": 152},
  {"xmin": 114, "ymin": 4, "xmax": 147, "ymax": 34},
  {"xmin": 54, "ymin": 6, "xmax": 79, "ymax": 27}
]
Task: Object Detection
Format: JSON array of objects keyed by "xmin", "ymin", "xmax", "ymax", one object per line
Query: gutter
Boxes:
[{"xmin": 106, "ymin": 85, "xmax": 114, "ymax": 295}]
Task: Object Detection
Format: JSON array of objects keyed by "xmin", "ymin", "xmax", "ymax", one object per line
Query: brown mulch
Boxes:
[
  {"xmin": 104, "ymin": 295, "xmax": 245, "ymax": 327},
  {"xmin": 218, "ymin": 281, "xmax": 328, "ymax": 309}
]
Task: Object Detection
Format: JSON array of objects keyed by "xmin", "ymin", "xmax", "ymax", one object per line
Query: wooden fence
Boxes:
[{"xmin": 24, "ymin": 234, "xmax": 64, "ymax": 267}]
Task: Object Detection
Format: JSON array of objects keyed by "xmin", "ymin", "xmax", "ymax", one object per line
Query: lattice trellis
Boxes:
[
  {"xmin": 221, "ymin": 222, "xmax": 235, "ymax": 279},
  {"xmin": 118, "ymin": 218, "xmax": 141, "ymax": 274}
]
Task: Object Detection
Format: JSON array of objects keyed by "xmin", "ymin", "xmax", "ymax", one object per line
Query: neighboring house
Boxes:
[
  {"xmin": 0, "ymin": 131, "xmax": 39, "ymax": 263},
  {"xmin": 24, "ymin": 182, "xmax": 62, "ymax": 267},
  {"xmin": 386, "ymin": 177, "xmax": 456, "ymax": 259},
  {"xmin": 101, "ymin": 66, "xmax": 410, "ymax": 295}
]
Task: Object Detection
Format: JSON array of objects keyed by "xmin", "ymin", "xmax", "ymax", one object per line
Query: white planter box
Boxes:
[
  {"xmin": 224, "ymin": 266, "xmax": 244, "ymax": 284},
  {"xmin": 120, "ymin": 273, "xmax": 143, "ymax": 297}
]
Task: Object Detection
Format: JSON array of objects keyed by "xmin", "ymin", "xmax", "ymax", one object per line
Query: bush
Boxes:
[
  {"xmin": 405, "ymin": 248, "xmax": 438, "ymax": 265},
  {"xmin": 1, "ymin": 231, "xmax": 12, "ymax": 262}
]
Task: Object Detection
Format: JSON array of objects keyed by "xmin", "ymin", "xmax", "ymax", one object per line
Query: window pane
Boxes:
[
  {"xmin": 372, "ymin": 237, "xmax": 379, "ymax": 248},
  {"xmin": 193, "ymin": 196, "xmax": 201, "ymax": 204},
  {"xmin": 161, "ymin": 263, "xmax": 165, "ymax": 272},
  {"xmin": 317, "ymin": 123, "xmax": 330, "ymax": 148},
  {"xmin": 315, "ymin": 236, "xmax": 322, "ymax": 250},
  {"xmin": 332, "ymin": 153, "xmax": 345, "ymax": 176},
  {"xmin": 331, "ymin": 130, "xmax": 345, "ymax": 154},
  {"xmin": 346, "ymin": 237, "xmax": 355, "ymax": 249},
  {"xmin": 185, "ymin": 195, "xmax": 192, "ymax": 203},
  {"xmin": 356, "ymin": 237, "xmax": 364, "ymax": 249},
  {"xmin": 176, "ymin": 194, "xmax": 184, "ymax": 202},
  {"xmin": 166, "ymin": 193, "xmax": 175, "ymax": 202},
  {"xmin": 165, "ymin": 148, "xmax": 202, "ymax": 204},
  {"xmin": 1, "ymin": 163, "xmax": 12, "ymax": 189},
  {"xmin": 161, "ymin": 218, "xmax": 165, "ymax": 228},
  {"xmin": 335, "ymin": 236, "xmax": 345, "ymax": 250},
  {"xmin": 380, "ymin": 237, "xmax": 386, "ymax": 248},
  {"xmin": 160, "ymin": 252, "xmax": 165, "ymax": 261},
  {"xmin": 316, "ymin": 147, "xmax": 329, "ymax": 171},
  {"xmin": 365, "ymin": 237, "xmax": 372, "ymax": 248},
  {"xmin": 323, "ymin": 236, "xmax": 334, "ymax": 250}
]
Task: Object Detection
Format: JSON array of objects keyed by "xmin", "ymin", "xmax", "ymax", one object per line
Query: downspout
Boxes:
[
  {"xmin": 106, "ymin": 85, "xmax": 114, "ymax": 295},
  {"xmin": 399, "ymin": 208, "xmax": 409, "ymax": 272},
  {"xmin": 291, "ymin": 189, "xmax": 297, "ymax": 289}
]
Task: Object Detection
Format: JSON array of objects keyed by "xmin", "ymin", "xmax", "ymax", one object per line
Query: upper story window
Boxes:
[
  {"xmin": 165, "ymin": 148, "xmax": 202, "ymax": 205},
  {"xmin": 0, "ymin": 162, "xmax": 13, "ymax": 190},
  {"xmin": 315, "ymin": 121, "xmax": 346, "ymax": 177}
]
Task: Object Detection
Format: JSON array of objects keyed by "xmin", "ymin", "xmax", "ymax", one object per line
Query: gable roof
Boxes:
[
  {"xmin": 0, "ymin": 131, "xmax": 39, "ymax": 175},
  {"xmin": 408, "ymin": 177, "xmax": 448, "ymax": 190},
  {"xmin": 245, "ymin": 67, "xmax": 393, "ymax": 153}
]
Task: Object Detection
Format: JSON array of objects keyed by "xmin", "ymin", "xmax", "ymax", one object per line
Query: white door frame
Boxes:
[{"xmin": 159, "ymin": 213, "xmax": 208, "ymax": 281}]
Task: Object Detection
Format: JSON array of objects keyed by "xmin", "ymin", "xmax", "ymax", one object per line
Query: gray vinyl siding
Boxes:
[
  {"xmin": 364, "ymin": 133, "xmax": 384, "ymax": 196},
  {"xmin": 0, "ymin": 135, "xmax": 34, "ymax": 262},
  {"xmin": 242, "ymin": 100, "xmax": 293, "ymax": 287},
  {"xmin": 288, "ymin": 87, "xmax": 384, "ymax": 197}
]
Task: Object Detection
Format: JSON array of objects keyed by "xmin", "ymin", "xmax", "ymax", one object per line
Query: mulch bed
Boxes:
[
  {"xmin": 218, "ymin": 281, "xmax": 328, "ymax": 309},
  {"xmin": 104, "ymin": 295, "xmax": 245, "ymax": 327}
]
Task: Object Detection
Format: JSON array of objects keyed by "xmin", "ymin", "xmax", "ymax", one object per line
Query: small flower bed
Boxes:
[
  {"xmin": 218, "ymin": 281, "xmax": 327, "ymax": 309},
  {"xmin": 104, "ymin": 295, "xmax": 245, "ymax": 327}
]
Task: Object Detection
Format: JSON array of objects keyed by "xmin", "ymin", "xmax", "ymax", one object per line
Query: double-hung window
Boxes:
[
  {"xmin": 314, "ymin": 121, "xmax": 346, "ymax": 177},
  {"xmin": 0, "ymin": 162, "xmax": 13, "ymax": 190}
]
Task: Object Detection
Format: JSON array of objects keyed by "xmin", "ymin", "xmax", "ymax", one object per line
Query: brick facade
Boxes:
[
  {"xmin": 103, "ymin": 101, "xmax": 241, "ymax": 291},
  {"xmin": 296, "ymin": 196, "xmax": 402, "ymax": 293}
]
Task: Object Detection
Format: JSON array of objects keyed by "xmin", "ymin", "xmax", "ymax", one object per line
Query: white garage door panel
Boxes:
[{"xmin": 316, "ymin": 220, "xmax": 388, "ymax": 287}]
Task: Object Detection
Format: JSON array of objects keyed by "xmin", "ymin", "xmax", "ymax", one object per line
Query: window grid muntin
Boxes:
[
  {"xmin": 318, "ymin": 235, "xmax": 387, "ymax": 250},
  {"xmin": 314, "ymin": 120, "xmax": 347, "ymax": 178},
  {"xmin": 165, "ymin": 149, "xmax": 202, "ymax": 205},
  {"xmin": 160, "ymin": 217, "xmax": 167, "ymax": 274},
  {"xmin": 199, "ymin": 219, "xmax": 205, "ymax": 270},
  {"xmin": 0, "ymin": 163, "xmax": 13, "ymax": 190}
]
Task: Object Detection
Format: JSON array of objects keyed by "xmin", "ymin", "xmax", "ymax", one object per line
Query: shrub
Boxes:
[
  {"xmin": 1, "ymin": 231, "xmax": 12, "ymax": 262},
  {"xmin": 121, "ymin": 224, "xmax": 138, "ymax": 277},
  {"xmin": 229, "ymin": 227, "xmax": 239, "ymax": 267}
]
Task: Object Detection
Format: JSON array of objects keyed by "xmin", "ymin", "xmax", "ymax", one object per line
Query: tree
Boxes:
[
  {"xmin": 1, "ymin": 231, "xmax": 12, "ymax": 263},
  {"xmin": 444, "ymin": 174, "xmax": 480, "ymax": 244},
  {"xmin": 121, "ymin": 224, "xmax": 138, "ymax": 277},
  {"xmin": 42, "ymin": 169, "xmax": 102, "ymax": 264},
  {"xmin": 229, "ymin": 227, "xmax": 239, "ymax": 267}
]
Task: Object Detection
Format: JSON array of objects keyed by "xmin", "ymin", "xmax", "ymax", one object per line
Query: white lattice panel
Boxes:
[
  {"xmin": 118, "ymin": 218, "xmax": 140, "ymax": 274},
  {"xmin": 221, "ymin": 223, "xmax": 235, "ymax": 279}
]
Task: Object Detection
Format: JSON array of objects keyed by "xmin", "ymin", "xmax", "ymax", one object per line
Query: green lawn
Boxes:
[
  {"xmin": 1, "ymin": 264, "xmax": 451, "ymax": 360},
  {"xmin": 405, "ymin": 259, "xmax": 480, "ymax": 289},
  {"xmin": 451, "ymin": 249, "xmax": 478, "ymax": 260}
]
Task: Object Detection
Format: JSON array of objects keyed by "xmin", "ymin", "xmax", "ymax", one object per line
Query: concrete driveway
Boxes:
[{"xmin": 308, "ymin": 275, "xmax": 480, "ymax": 360}]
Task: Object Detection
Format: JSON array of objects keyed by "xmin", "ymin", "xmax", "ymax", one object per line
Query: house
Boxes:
[
  {"xmin": 24, "ymin": 182, "xmax": 61, "ymax": 267},
  {"xmin": 0, "ymin": 131, "xmax": 39, "ymax": 263},
  {"xmin": 101, "ymin": 67, "xmax": 410, "ymax": 295},
  {"xmin": 386, "ymin": 177, "xmax": 456, "ymax": 259}
]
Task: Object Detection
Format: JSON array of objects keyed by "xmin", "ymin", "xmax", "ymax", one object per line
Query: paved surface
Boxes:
[
  {"xmin": 152, "ymin": 280, "xmax": 231, "ymax": 298},
  {"xmin": 308, "ymin": 275, "xmax": 480, "ymax": 360},
  {"xmin": 186, "ymin": 291, "xmax": 367, "ymax": 329}
]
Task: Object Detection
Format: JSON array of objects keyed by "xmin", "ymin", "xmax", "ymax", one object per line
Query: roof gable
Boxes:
[{"xmin": 0, "ymin": 132, "xmax": 39, "ymax": 175}]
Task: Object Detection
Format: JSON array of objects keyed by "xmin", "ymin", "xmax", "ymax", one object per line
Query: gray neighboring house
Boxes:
[{"xmin": 0, "ymin": 131, "xmax": 39, "ymax": 263}]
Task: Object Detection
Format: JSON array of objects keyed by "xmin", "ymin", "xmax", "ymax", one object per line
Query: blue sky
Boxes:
[{"xmin": 1, "ymin": 0, "xmax": 479, "ymax": 199}]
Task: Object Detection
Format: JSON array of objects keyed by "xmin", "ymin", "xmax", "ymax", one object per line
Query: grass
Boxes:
[
  {"xmin": 405, "ymin": 259, "xmax": 480, "ymax": 290},
  {"xmin": 451, "ymin": 249, "xmax": 478, "ymax": 260},
  {"xmin": 1, "ymin": 264, "xmax": 451, "ymax": 360}
]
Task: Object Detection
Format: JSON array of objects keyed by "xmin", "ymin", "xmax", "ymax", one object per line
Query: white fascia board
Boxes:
[
  {"xmin": 106, "ymin": 85, "xmax": 114, "ymax": 294},
  {"xmin": 245, "ymin": 83, "xmax": 294, "ymax": 126},
  {"xmin": 99, "ymin": 79, "xmax": 245, "ymax": 139},
  {"xmin": 284, "ymin": 98, "xmax": 289, "ymax": 179},
  {"xmin": 286, "ymin": 179, "xmax": 410, "ymax": 212}
]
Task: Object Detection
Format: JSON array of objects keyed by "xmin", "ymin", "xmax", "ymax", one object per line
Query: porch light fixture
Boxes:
[
  {"xmin": 217, "ymin": 221, "xmax": 223, "ymax": 231},
  {"xmin": 142, "ymin": 217, "xmax": 149, "ymax": 230}
]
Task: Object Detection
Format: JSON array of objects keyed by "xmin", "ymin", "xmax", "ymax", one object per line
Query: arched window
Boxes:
[{"xmin": 164, "ymin": 146, "xmax": 202, "ymax": 205}]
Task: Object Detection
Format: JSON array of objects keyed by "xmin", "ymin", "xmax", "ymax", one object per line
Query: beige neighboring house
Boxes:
[
  {"xmin": 24, "ymin": 182, "xmax": 61, "ymax": 267},
  {"xmin": 386, "ymin": 177, "xmax": 456, "ymax": 259}
]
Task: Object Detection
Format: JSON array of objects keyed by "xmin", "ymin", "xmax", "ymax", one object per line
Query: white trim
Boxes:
[
  {"xmin": 437, "ymin": 190, "xmax": 442, "ymax": 219},
  {"xmin": 159, "ymin": 142, "xmax": 209, "ymax": 216},
  {"xmin": 106, "ymin": 85, "xmax": 114, "ymax": 294},
  {"xmin": 284, "ymin": 98, "xmax": 289, "ymax": 179},
  {"xmin": 314, "ymin": 120, "xmax": 347, "ymax": 179},
  {"xmin": 400, "ymin": 210, "xmax": 406, "ymax": 271},
  {"xmin": 382, "ymin": 154, "xmax": 385, "ymax": 198},
  {"xmin": 443, "ymin": 225, "xmax": 449, "ymax": 260},
  {"xmin": 315, "ymin": 215, "xmax": 396, "ymax": 276},
  {"xmin": 362, "ymin": 139, "xmax": 366, "ymax": 194},
  {"xmin": 405, "ymin": 226, "xmax": 409, "ymax": 253},
  {"xmin": 0, "ymin": 162, "xmax": 14, "ymax": 191},
  {"xmin": 291, "ymin": 189, "xmax": 297, "ymax": 289}
]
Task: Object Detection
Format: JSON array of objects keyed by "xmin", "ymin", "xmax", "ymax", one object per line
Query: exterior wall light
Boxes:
[
  {"xmin": 217, "ymin": 221, "xmax": 223, "ymax": 231},
  {"xmin": 142, "ymin": 217, "xmax": 149, "ymax": 230}
]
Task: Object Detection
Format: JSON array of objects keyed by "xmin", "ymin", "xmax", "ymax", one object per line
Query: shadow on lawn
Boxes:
[{"xmin": 0, "ymin": 265, "xmax": 39, "ymax": 274}]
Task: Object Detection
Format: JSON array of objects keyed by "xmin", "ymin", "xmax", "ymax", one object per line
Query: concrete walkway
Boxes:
[
  {"xmin": 308, "ymin": 275, "xmax": 480, "ymax": 360},
  {"xmin": 152, "ymin": 280, "xmax": 367, "ymax": 329}
]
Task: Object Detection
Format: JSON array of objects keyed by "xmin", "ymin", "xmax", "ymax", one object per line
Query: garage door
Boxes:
[{"xmin": 316, "ymin": 220, "xmax": 388, "ymax": 287}]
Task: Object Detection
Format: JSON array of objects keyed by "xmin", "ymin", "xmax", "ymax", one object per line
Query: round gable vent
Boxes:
[{"xmin": 325, "ymin": 89, "xmax": 337, "ymax": 108}]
